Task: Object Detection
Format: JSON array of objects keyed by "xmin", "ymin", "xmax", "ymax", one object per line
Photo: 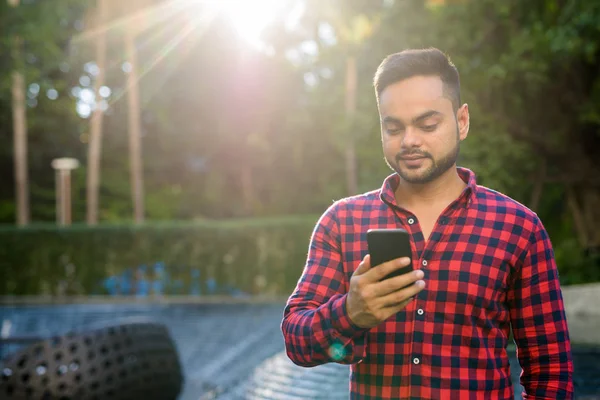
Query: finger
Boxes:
[
  {"xmin": 366, "ymin": 256, "xmax": 411, "ymax": 282},
  {"xmin": 381, "ymin": 296, "xmax": 413, "ymax": 314},
  {"xmin": 352, "ymin": 254, "xmax": 371, "ymax": 276},
  {"xmin": 373, "ymin": 269, "xmax": 424, "ymax": 297},
  {"xmin": 378, "ymin": 279, "xmax": 426, "ymax": 308}
]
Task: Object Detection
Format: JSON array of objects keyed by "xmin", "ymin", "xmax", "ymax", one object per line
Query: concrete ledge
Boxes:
[
  {"xmin": 562, "ymin": 283, "xmax": 600, "ymax": 345},
  {"xmin": 562, "ymin": 283, "xmax": 600, "ymax": 317},
  {"xmin": 0, "ymin": 294, "xmax": 289, "ymax": 306}
]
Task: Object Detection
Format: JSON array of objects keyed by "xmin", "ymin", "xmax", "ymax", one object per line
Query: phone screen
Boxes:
[{"xmin": 366, "ymin": 228, "xmax": 413, "ymax": 280}]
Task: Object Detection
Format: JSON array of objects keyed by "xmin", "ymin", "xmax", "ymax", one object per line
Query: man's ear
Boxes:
[{"xmin": 457, "ymin": 103, "xmax": 470, "ymax": 140}]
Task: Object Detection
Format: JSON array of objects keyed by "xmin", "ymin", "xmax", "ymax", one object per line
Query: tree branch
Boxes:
[
  {"xmin": 566, "ymin": 186, "xmax": 589, "ymax": 248},
  {"xmin": 583, "ymin": 189, "xmax": 600, "ymax": 247},
  {"xmin": 529, "ymin": 161, "xmax": 546, "ymax": 212}
]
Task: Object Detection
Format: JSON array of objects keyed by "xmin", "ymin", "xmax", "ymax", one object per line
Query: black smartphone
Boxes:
[{"xmin": 366, "ymin": 228, "xmax": 413, "ymax": 281}]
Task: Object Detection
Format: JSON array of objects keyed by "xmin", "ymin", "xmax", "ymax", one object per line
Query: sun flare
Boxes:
[{"xmin": 212, "ymin": 0, "xmax": 281, "ymax": 48}]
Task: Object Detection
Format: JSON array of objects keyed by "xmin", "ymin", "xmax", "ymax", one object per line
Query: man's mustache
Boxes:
[{"xmin": 395, "ymin": 151, "xmax": 431, "ymax": 162}]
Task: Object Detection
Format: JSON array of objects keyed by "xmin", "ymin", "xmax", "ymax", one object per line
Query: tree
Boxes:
[
  {"xmin": 85, "ymin": 0, "xmax": 108, "ymax": 225},
  {"xmin": 0, "ymin": 0, "xmax": 90, "ymax": 223},
  {"xmin": 124, "ymin": 12, "xmax": 145, "ymax": 224},
  {"xmin": 8, "ymin": 0, "xmax": 30, "ymax": 226},
  {"xmin": 298, "ymin": 0, "xmax": 384, "ymax": 196}
]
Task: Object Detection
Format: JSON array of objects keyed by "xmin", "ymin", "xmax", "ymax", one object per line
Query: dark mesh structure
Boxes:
[{"xmin": 0, "ymin": 321, "xmax": 183, "ymax": 400}]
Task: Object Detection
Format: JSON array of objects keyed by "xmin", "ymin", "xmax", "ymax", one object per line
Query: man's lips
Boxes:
[{"xmin": 399, "ymin": 156, "xmax": 426, "ymax": 160}]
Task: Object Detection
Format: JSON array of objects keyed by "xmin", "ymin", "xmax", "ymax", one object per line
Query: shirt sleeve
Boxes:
[
  {"xmin": 281, "ymin": 201, "xmax": 370, "ymax": 367},
  {"xmin": 508, "ymin": 218, "xmax": 574, "ymax": 399}
]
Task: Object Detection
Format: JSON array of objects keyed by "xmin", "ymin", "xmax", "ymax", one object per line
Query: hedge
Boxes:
[{"xmin": 0, "ymin": 216, "xmax": 321, "ymax": 296}]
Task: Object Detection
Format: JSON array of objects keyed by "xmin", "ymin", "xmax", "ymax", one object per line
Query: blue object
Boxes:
[
  {"xmin": 206, "ymin": 278, "xmax": 217, "ymax": 295},
  {"xmin": 103, "ymin": 276, "xmax": 118, "ymax": 295},
  {"xmin": 190, "ymin": 268, "xmax": 201, "ymax": 296},
  {"xmin": 135, "ymin": 265, "xmax": 150, "ymax": 297}
]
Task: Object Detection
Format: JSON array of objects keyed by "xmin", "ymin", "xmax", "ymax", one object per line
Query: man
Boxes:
[{"xmin": 281, "ymin": 48, "xmax": 573, "ymax": 399}]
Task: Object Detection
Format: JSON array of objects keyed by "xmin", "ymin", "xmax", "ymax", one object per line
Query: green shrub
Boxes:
[
  {"xmin": 553, "ymin": 238, "xmax": 600, "ymax": 286},
  {"xmin": 0, "ymin": 216, "xmax": 320, "ymax": 296}
]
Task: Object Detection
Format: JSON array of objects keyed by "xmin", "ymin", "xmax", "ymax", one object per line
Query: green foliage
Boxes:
[
  {"xmin": 0, "ymin": 216, "xmax": 320, "ymax": 296},
  {"xmin": 0, "ymin": 0, "xmax": 598, "ymax": 286},
  {"xmin": 554, "ymin": 239, "xmax": 600, "ymax": 285}
]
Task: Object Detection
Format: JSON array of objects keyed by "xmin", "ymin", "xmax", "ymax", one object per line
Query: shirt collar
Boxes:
[{"xmin": 379, "ymin": 166, "xmax": 478, "ymax": 209}]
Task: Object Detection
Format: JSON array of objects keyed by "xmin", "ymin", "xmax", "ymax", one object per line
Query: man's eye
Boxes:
[
  {"xmin": 386, "ymin": 126, "xmax": 403, "ymax": 134},
  {"xmin": 421, "ymin": 125, "xmax": 437, "ymax": 132}
]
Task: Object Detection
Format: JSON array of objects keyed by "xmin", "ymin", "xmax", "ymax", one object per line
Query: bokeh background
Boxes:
[{"xmin": 1, "ymin": 0, "xmax": 599, "ymax": 295}]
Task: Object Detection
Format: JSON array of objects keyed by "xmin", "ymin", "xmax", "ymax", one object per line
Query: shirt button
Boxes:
[
  {"xmin": 422, "ymin": 260, "xmax": 428, "ymax": 267},
  {"xmin": 417, "ymin": 308, "xmax": 424, "ymax": 316},
  {"xmin": 407, "ymin": 217, "xmax": 415, "ymax": 225},
  {"xmin": 413, "ymin": 357, "xmax": 420, "ymax": 365}
]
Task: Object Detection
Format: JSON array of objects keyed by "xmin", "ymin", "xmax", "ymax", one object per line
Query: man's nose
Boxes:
[{"xmin": 401, "ymin": 126, "xmax": 422, "ymax": 148}]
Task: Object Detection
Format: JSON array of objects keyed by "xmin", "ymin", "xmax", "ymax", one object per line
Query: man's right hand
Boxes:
[{"xmin": 346, "ymin": 254, "xmax": 425, "ymax": 329}]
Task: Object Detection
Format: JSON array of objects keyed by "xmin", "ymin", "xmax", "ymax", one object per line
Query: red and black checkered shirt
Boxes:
[{"xmin": 281, "ymin": 167, "xmax": 573, "ymax": 399}]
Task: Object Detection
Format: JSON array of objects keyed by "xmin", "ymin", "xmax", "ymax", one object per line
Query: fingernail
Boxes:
[
  {"xmin": 415, "ymin": 270, "xmax": 424, "ymax": 279},
  {"xmin": 416, "ymin": 280, "xmax": 425, "ymax": 288},
  {"xmin": 400, "ymin": 257, "xmax": 410, "ymax": 264}
]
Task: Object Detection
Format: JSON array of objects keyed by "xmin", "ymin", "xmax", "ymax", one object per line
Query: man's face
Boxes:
[{"xmin": 378, "ymin": 75, "xmax": 469, "ymax": 184}]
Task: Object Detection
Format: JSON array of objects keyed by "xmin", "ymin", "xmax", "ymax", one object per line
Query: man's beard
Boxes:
[{"xmin": 385, "ymin": 131, "xmax": 460, "ymax": 185}]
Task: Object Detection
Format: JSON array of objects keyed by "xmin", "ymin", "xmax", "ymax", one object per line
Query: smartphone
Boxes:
[{"xmin": 366, "ymin": 228, "xmax": 413, "ymax": 281}]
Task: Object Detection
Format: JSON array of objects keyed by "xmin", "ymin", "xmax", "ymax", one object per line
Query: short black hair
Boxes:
[{"xmin": 373, "ymin": 47, "xmax": 461, "ymax": 111}]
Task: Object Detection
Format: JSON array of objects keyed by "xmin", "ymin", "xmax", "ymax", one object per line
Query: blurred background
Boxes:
[{"xmin": 0, "ymin": 0, "xmax": 599, "ymax": 399}]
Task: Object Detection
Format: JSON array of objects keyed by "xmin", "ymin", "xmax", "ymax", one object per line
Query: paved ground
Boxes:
[{"xmin": 1, "ymin": 302, "xmax": 599, "ymax": 399}]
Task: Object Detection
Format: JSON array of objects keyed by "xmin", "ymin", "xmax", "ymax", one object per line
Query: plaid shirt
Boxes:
[{"xmin": 281, "ymin": 167, "xmax": 573, "ymax": 399}]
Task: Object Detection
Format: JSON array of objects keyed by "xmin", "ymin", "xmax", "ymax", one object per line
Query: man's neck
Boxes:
[{"xmin": 394, "ymin": 166, "xmax": 467, "ymax": 211}]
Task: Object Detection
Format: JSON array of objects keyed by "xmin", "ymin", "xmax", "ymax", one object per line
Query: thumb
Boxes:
[{"xmin": 353, "ymin": 254, "xmax": 371, "ymax": 276}]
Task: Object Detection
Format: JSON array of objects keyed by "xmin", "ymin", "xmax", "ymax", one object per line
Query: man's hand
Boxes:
[{"xmin": 346, "ymin": 254, "xmax": 425, "ymax": 329}]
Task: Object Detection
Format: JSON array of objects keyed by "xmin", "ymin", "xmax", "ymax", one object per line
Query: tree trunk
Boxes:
[
  {"xmin": 566, "ymin": 186, "xmax": 589, "ymax": 248},
  {"xmin": 9, "ymin": 0, "xmax": 29, "ymax": 226},
  {"xmin": 582, "ymin": 188, "xmax": 600, "ymax": 248},
  {"xmin": 86, "ymin": 0, "xmax": 108, "ymax": 225},
  {"xmin": 345, "ymin": 55, "xmax": 358, "ymax": 196},
  {"xmin": 125, "ymin": 25, "xmax": 145, "ymax": 223},
  {"xmin": 566, "ymin": 184, "xmax": 600, "ymax": 250},
  {"xmin": 240, "ymin": 166, "xmax": 255, "ymax": 215},
  {"xmin": 529, "ymin": 161, "xmax": 546, "ymax": 212},
  {"xmin": 11, "ymin": 69, "xmax": 29, "ymax": 226}
]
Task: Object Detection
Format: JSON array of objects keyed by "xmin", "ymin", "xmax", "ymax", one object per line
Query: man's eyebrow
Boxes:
[
  {"xmin": 382, "ymin": 110, "xmax": 442, "ymax": 126},
  {"xmin": 382, "ymin": 116, "xmax": 403, "ymax": 125},
  {"xmin": 412, "ymin": 110, "xmax": 442, "ymax": 124}
]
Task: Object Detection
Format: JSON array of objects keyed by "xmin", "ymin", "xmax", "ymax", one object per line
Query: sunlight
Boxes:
[
  {"xmin": 69, "ymin": 0, "xmax": 288, "ymax": 119},
  {"xmin": 211, "ymin": 0, "xmax": 282, "ymax": 49}
]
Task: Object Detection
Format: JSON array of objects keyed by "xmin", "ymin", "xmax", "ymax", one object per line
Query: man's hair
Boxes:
[{"xmin": 373, "ymin": 47, "xmax": 461, "ymax": 111}]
